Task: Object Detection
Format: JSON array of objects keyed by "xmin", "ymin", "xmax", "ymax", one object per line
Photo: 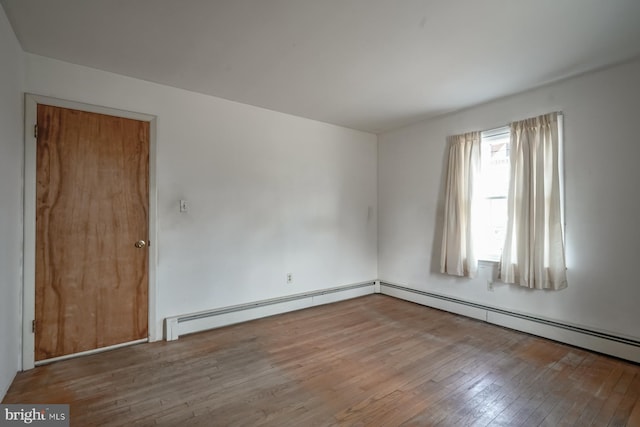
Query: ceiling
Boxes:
[{"xmin": 3, "ymin": 1, "xmax": 640, "ymax": 134}]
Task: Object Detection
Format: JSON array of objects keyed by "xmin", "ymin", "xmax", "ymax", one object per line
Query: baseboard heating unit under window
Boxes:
[{"xmin": 379, "ymin": 281, "xmax": 640, "ymax": 364}]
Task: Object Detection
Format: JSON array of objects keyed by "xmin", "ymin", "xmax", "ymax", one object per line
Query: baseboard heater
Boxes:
[
  {"xmin": 380, "ymin": 281, "xmax": 640, "ymax": 363},
  {"xmin": 165, "ymin": 281, "xmax": 375, "ymax": 341}
]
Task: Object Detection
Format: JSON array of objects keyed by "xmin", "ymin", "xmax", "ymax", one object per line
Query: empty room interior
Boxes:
[{"xmin": 1, "ymin": 1, "xmax": 640, "ymax": 425}]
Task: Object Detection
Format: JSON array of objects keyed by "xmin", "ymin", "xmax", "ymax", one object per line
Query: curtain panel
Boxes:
[
  {"xmin": 440, "ymin": 131, "xmax": 481, "ymax": 277},
  {"xmin": 499, "ymin": 112, "xmax": 568, "ymax": 290}
]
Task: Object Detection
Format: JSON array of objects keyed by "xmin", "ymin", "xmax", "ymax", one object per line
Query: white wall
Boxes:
[
  {"xmin": 379, "ymin": 58, "xmax": 640, "ymax": 340},
  {"xmin": 24, "ymin": 54, "xmax": 378, "ymax": 341},
  {"xmin": 0, "ymin": 5, "xmax": 24, "ymax": 398}
]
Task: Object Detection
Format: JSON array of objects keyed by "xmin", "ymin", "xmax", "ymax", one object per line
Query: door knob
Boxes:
[{"xmin": 134, "ymin": 240, "xmax": 147, "ymax": 249}]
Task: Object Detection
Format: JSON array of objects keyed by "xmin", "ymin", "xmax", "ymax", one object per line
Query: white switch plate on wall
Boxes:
[{"xmin": 180, "ymin": 200, "xmax": 188, "ymax": 212}]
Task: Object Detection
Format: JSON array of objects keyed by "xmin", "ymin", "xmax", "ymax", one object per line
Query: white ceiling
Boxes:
[{"xmin": 3, "ymin": 0, "xmax": 640, "ymax": 133}]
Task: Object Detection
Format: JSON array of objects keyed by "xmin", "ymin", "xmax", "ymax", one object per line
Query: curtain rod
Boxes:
[{"xmin": 480, "ymin": 111, "xmax": 563, "ymax": 136}]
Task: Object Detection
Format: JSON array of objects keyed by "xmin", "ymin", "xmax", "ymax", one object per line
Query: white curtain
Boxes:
[
  {"xmin": 441, "ymin": 131, "xmax": 480, "ymax": 277},
  {"xmin": 500, "ymin": 113, "xmax": 567, "ymax": 289}
]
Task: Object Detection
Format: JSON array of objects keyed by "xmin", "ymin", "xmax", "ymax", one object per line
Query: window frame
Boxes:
[
  {"xmin": 474, "ymin": 114, "xmax": 566, "ymax": 264},
  {"xmin": 476, "ymin": 125, "xmax": 511, "ymax": 263}
]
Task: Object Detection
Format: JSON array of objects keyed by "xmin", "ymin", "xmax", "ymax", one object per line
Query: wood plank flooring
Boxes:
[{"xmin": 4, "ymin": 295, "xmax": 640, "ymax": 426}]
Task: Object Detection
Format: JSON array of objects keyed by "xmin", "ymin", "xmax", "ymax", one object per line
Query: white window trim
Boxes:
[{"xmin": 481, "ymin": 125, "xmax": 510, "ymax": 141}]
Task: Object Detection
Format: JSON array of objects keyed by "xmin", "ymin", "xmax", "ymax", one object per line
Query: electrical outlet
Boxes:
[
  {"xmin": 286, "ymin": 273, "xmax": 293, "ymax": 284},
  {"xmin": 487, "ymin": 280, "xmax": 494, "ymax": 292}
]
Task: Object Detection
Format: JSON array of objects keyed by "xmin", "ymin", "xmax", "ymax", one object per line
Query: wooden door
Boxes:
[{"xmin": 35, "ymin": 104, "xmax": 149, "ymax": 361}]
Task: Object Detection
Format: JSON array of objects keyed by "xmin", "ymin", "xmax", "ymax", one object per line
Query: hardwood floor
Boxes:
[{"xmin": 4, "ymin": 295, "xmax": 640, "ymax": 426}]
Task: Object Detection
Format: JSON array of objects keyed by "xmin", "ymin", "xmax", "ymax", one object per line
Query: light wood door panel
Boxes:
[{"xmin": 35, "ymin": 104, "xmax": 149, "ymax": 361}]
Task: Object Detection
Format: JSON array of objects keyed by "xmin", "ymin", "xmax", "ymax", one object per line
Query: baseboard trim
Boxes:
[
  {"xmin": 163, "ymin": 279, "xmax": 640, "ymax": 363},
  {"xmin": 380, "ymin": 281, "xmax": 640, "ymax": 363},
  {"xmin": 164, "ymin": 281, "xmax": 376, "ymax": 341}
]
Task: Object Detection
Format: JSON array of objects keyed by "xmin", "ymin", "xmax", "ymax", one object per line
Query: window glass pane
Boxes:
[
  {"xmin": 480, "ymin": 136, "xmax": 510, "ymax": 198},
  {"xmin": 475, "ymin": 197, "xmax": 507, "ymax": 261},
  {"xmin": 476, "ymin": 130, "xmax": 510, "ymax": 261}
]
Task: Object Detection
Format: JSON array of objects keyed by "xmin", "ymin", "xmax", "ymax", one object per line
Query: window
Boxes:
[
  {"xmin": 476, "ymin": 127, "xmax": 510, "ymax": 262},
  {"xmin": 441, "ymin": 112, "xmax": 566, "ymax": 288}
]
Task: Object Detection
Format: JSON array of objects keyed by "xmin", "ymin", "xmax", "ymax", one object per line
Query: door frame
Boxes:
[{"xmin": 22, "ymin": 94, "xmax": 158, "ymax": 370}]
